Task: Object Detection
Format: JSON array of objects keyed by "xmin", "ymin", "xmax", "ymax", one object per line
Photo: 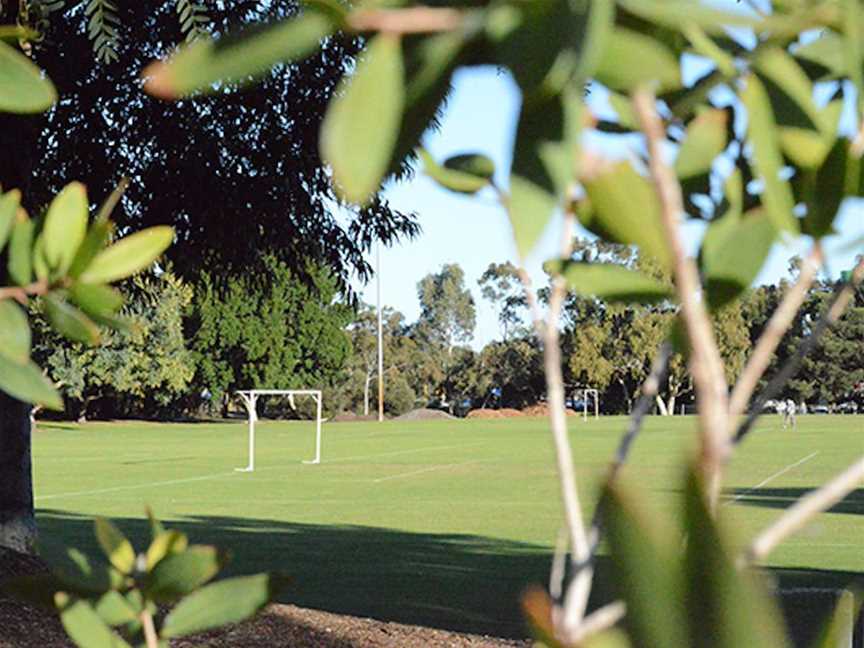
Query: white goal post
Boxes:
[
  {"xmin": 576, "ymin": 388, "xmax": 599, "ymax": 421},
  {"xmin": 235, "ymin": 389, "xmax": 323, "ymax": 471}
]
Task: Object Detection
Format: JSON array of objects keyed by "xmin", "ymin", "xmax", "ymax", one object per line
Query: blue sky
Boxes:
[{"xmin": 356, "ymin": 65, "xmax": 864, "ymax": 350}]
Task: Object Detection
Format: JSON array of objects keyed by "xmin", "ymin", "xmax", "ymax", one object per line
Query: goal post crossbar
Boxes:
[{"xmin": 235, "ymin": 389, "xmax": 323, "ymax": 472}]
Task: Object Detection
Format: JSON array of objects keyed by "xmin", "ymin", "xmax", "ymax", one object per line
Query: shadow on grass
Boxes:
[
  {"xmin": 36, "ymin": 509, "xmax": 618, "ymax": 638},
  {"xmin": 727, "ymin": 488, "xmax": 864, "ymax": 515},
  {"xmin": 32, "ymin": 510, "xmax": 863, "ymax": 641}
]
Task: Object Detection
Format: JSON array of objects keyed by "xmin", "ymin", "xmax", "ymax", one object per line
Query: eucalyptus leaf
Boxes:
[
  {"xmin": 79, "ymin": 226, "xmax": 174, "ymax": 284},
  {"xmin": 0, "ymin": 355, "xmax": 62, "ymax": 410},
  {"xmin": 144, "ymin": 10, "xmax": 335, "ymax": 99},
  {"xmin": 594, "ymin": 28, "xmax": 681, "ymax": 93},
  {"xmin": 55, "ymin": 593, "xmax": 132, "ymax": 648},
  {"xmin": 94, "ymin": 591, "xmax": 137, "ymax": 627},
  {"xmin": 419, "ymin": 149, "xmax": 493, "ymax": 195},
  {"xmin": 508, "ymin": 175, "xmax": 556, "ymax": 260},
  {"xmin": 0, "ymin": 40, "xmax": 57, "ymax": 113},
  {"xmin": 44, "ymin": 182, "xmax": 89, "ymax": 274},
  {"xmin": 44, "ymin": 295, "xmax": 101, "ymax": 345},
  {"xmin": 740, "ymin": 74, "xmax": 799, "ymax": 234},
  {"xmin": 550, "ymin": 261, "xmax": 674, "ymax": 304},
  {"xmin": 675, "ymin": 109, "xmax": 728, "ymax": 181},
  {"xmin": 145, "ymin": 530, "xmax": 188, "ymax": 571},
  {"xmin": 161, "ymin": 574, "xmax": 277, "ymax": 638},
  {"xmin": 145, "ymin": 545, "xmax": 224, "ymax": 602},
  {"xmin": 69, "ymin": 284, "xmax": 124, "ymax": 318},
  {"xmin": 8, "ymin": 217, "xmax": 34, "ymax": 286},
  {"xmin": 0, "ymin": 189, "xmax": 21, "ymax": 251},
  {"xmin": 94, "ymin": 518, "xmax": 136, "ymax": 575},
  {"xmin": 321, "ymin": 34, "xmax": 404, "ymax": 205},
  {"xmin": 0, "ymin": 300, "xmax": 30, "ymax": 364},
  {"xmin": 580, "ymin": 161, "xmax": 671, "ymax": 268}
]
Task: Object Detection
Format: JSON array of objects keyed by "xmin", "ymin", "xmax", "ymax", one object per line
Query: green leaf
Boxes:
[
  {"xmin": 144, "ymin": 545, "xmax": 224, "ymax": 603},
  {"xmin": 94, "ymin": 591, "xmax": 137, "ymax": 627},
  {"xmin": 0, "ymin": 189, "xmax": 21, "ymax": 251},
  {"xmin": 580, "ymin": 161, "xmax": 671, "ymax": 268},
  {"xmin": 808, "ymin": 591, "xmax": 862, "ymax": 648},
  {"xmin": 740, "ymin": 74, "xmax": 799, "ymax": 234},
  {"xmin": 44, "ymin": 295, "xmax": 100, "ymax": 345},
  {"xmin": 32, "ymin": 235, "xmax": 49, "ymax": 282},
  {"xmin": 702, "ymin": 209, "xmax": 777, "ymax": 309},
  {"xmin": 145, "ymin": 530, "xmax": 188, "ymax": 571},
  {"xmin": 79, "ymin": 226, "xmax": 173, "ymax": 284},
  {"xmin": 161, "ymin": 574, "xmax": 276, "ymax": 638},
  {"xmin": 603, "ymin": 479, "xmax": 688, "ymax": 648},
  {"xmin": 799, "ymin": 139, "xmax": 849, "ymax": 239},
  {"xmin": 0, "ymin": 300, "xmax": 30, "ymax": 364},
  {"xmin": 793, "ymin": 30, "xmax": 845, "ymax": 79},
  {"xmin": 69, "ymin": 284, "xmax": 124, "ymax": 318},
  {"xmin": 144, "ymin": 10, "xmax": 335, "ymax": 99},
  {"xmin": 594, "ymin": 28, "xmax": 681, "ymax": 93},
  {"xmin": 7, "ymin": 216, "xmax": 34, "ymax": 286},
  {"xmin": 0, "ymin": 355, "xmax": 62, "ymax": 409},
  {"xmin": 508, "ymin": 175, "xmax": 556, "ymax": 260},
  {"xmin": 617, "ymin": 0, "xmax": 757, "ymax": 34},
  {"xmin": 675, "ymin": 109, "xmax": 728, "ymax": 181},
  {"xmin": 0, "ymin": 40, "xmax": 57, "ymax": 113},
  {"xmin": 683, "ymin": 23, "xmax": 735, "ymax": 76},
  {"xmin": 94, "ymin": 519, "xmax": 135, "ymax": 575},
  {"xmin": 44, "ymin": 182, "xmax": 89, "ymax": 274},
  {"xmin": 419, "ymin": 149, "xmax": 493, "ymax": 195},
  {"xmin": 69, "ymin": 220, "xmax": 113, "ymax": 279},
  {"xmin": 145, "ymin": 506, "xmax": 164, "ymax": 541},
  {"xmin": 682, "ymin": 468, "xmax": 789, "ymax": 648},
  {"xmin": 38, "ymin": 540, "xmax": 123, "ymax": 592},
  {"xmin": 550, "ymin": 261, "xmax": 674, "ymax": 304},
  {"xmin": 321, "ymin": 34, "xmax": 404, "ymax": 205},
  {"xmin": 55, "ymin": 593, "xmax": 133, "ymax": 648}
]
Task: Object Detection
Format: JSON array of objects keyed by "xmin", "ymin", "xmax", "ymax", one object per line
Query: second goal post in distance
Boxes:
[{"xmin": 235, "ymin": 389, "xmax": 323, "ymax": 471}]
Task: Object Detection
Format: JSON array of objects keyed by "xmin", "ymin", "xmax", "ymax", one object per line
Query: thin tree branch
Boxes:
[
  {"xmin": 347, "ymin": 7, "xmax": 464, "ymax": 34},
  {"xmin": 728, "ymin": 245, "xmax": 823, "ymax": 423},
  {"xmin": 0, "ymin": 280, "xmax": 50, "ymax": 304},
  {"xmin": 743, "ymin": 456, "xmax": 864, "ymax": 566},
  {"xmin": 634, "ymin": 88, "xmax": 730, "ymax": 509},
  {"xmin": 567, "ymin": 601, "xmax": 627, "ymax": 645},
  {"xmin": 734, "ymin": 255, "xmax": 864, "ymax": 444},
  {"xmin": 586, "ymin": 342, "xmax": 673, "ymax": 552},
  {"xmin": 549, "ymin": 526, "xmax": 568, "ymax": 601}
]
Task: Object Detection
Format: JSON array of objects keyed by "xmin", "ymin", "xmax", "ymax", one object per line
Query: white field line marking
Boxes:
[
  {"xmin": 35, "ymin": 471, "xmax": 238, "ymax": 503},
  {"xmin": 727, "ymin": 451, "xmax": 820, "ymax": 504},
  {"xmin": 371, "ymin": 460, "xmax": 484, "ymax": 484},
  {"xmin": 35, "ymin": 442, "xmax": 487, "ymax": 502}
]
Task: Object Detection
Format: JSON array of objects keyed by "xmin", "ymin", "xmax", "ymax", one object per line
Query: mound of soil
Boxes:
[
  {"xmin": 394, "ymin": 408, "xmax": 455, "ymax": 421},
  {"xmin": 0, "ymin": 549, "xmax": 528, "ymax": 648},
  {"xmin": 466, "ymin": 409, "xmax": 525, "ymax": 419},
  {"xmin": 521, "ymin": 404, "xmax": 578, "ymax": 417}
]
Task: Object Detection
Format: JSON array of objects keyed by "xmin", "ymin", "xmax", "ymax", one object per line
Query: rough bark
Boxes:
[{"xmin": 0, "ymin": 393, "xmax": 36, "ymax": 553}]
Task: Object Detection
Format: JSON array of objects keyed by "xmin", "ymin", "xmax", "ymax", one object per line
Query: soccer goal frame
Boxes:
[
  {"xmin": 235, "ymin": 389, "xmax": 323, "ymax": 472},
  {"xmin": 577, "ymin": 388, "xmax": 599, "ymax": 421}
]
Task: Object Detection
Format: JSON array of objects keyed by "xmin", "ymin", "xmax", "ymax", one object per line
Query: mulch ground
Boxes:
[
  {"xmin": 465, "ymin": 409, "xmax": 525, "ymax": 419},
  {"xmin": 0, "ymin": 549, "xmax": 529, "ymax": 647}
]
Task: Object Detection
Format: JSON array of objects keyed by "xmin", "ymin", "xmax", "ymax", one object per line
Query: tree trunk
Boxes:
[
  {"xmin": 655, "ymin": 395, "xmax": 669, "ymax": 416},
  {"xmin": 0, "ymin": 393, "xmax": 36, "ymax": 552},
  {"xmin": 363, "ymin": 370, "xmax": 371, "ymax": 416}
]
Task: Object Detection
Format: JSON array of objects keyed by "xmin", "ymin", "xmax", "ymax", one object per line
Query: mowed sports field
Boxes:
[{"xmin": 32, "ymin": 415, "xmax": 863, "ymax": 636}]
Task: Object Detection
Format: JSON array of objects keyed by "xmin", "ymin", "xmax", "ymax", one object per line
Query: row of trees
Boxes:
[{"xmin": 35, "ymin": 243, "xmax": 861, "ymax": 421}]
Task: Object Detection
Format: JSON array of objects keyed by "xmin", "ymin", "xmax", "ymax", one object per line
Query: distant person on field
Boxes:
[{"xmin": 782, "ymin": 398, "xmax": 797, "ymax": 430}]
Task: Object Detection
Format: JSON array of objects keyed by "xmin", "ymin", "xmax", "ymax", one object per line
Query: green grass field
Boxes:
[{"xmin": 32, "ymin": 414, "xmax": 863, "ymax": 636}]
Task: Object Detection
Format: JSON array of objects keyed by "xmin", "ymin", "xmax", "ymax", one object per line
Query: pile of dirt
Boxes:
[
  {"xmin": 466, "ymin": 409, "xmax": 525, "ymax": 419},
  {"xmin": 393, "ymin": 408, "xmax": 455, "ymax": 421},
  {"xmin": 0, "ymin": 548, "xmax": 528, "ymax": 647},
  {"xmin": 521, "ymin": 404, "xmax": 578, "ymax": 417},
  {"xmin": 331, "ymin": 412, "xmax": 381, "ymax": 422}
]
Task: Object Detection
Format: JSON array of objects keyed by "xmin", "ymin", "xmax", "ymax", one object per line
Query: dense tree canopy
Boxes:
[{"xmin": 26, "ymin": 0, "xmax": 420, "ymax": 293}]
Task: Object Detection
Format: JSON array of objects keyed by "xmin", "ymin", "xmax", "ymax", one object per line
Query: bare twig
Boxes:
[
  {"xmin": 743, "ymin": 456, "xmax": 864, "ymax": 565},
  {"xmin": 728, "ymin": 245, "xmax": 823, "ymax": 424},
  {"xmin": 586, "ymin": 342, "xmax": 673, "ymax": 551},
  {"xmin": 634, "ymin": 88, "xmax": 730, "ymax": 509},
  {"xmin": 140, "ymin": 609, "xmax": 159, "ymax": 648},
  {"xmin": 549, "ymin": 527, "xmax": 568, "ymax": 601},
  {"xmin": 0, "ymin": 279, "xmax": 51, "ymax": 304},
  {"xmin": 735, "ymin": 255, "xmax": 864, "ymax": 444},
  {"xmin": 348, "ymin": 7, "xmax": 464, "ymax": 34},
  {"xmin": 567, "ymin": 601, "xmax": 627, "ymax": 645}
]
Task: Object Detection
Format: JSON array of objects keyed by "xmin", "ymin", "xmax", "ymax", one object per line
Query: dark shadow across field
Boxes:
[
  {"xmin": 727, "ymin": 488, "xmax": 864, "ymax": 515},
  {"xmin": 34, "ymin": 510, "xmax": 863, "ymax": 640}
]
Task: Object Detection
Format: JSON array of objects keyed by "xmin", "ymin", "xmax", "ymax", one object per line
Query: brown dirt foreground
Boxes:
[
  {"xmin": 465, "ymin": 409, "xmax": 525, "ymax": 419},
  {"xmin": 0, "ymin": 549, "xmax": 529, "ymax": 648}
]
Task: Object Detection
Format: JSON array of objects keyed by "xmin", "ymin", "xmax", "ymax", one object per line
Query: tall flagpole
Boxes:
[{"xmin": 377, "ymin": 241, "xmax": 384, "ymax": 422}]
